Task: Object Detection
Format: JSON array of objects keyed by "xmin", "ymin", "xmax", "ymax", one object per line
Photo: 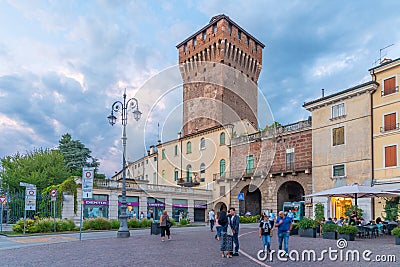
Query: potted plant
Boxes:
[
  {"xmin": 298, "ymin": 217, "xmax": 318, "ymax": 238},
  {"xmin": 290, "ymin": 223, "xmax": 298, "ymax": 235},
  {"xmin": 337, "ymin": 225, "xmax": 358, "ymax": 241},
  {"xmin": 391, "ymin": 227, "xmax": 400, "ymax": 245},
  {"xmin": 322, "ymin": 224, "xmax": 338, "ymax": 240}
]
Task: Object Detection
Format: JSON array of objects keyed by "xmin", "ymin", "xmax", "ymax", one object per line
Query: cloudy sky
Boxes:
[{"xmin": 1, "ymin": 0, "xmax": 399, "ymax": 178}]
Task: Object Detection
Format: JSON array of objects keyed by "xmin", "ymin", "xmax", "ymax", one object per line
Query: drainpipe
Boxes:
[{"xmin": 370, "ymin": 70, "xmax": 377, "ymax": 220}]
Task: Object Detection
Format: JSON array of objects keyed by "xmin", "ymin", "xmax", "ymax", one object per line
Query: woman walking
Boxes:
[
  {"xmin": 159, "ymin": 210, "xmax": 171, "ymax": 242},
  {"xmin": 218, "ymin": 210, "xmax": 233, "ymax": 258}
]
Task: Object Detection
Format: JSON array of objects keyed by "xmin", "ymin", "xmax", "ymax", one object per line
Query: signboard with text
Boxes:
[
  {"xmin": 25, "ymin": 186, "xmax": 37, "ymax": 210},
  {"xmin": 82, "ymin": 167, "xmax": 94, "ymax": 199}
]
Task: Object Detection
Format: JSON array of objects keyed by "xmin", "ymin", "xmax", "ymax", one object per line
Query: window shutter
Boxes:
[
  {"xmin": 384, "ymin": 113, "xmax": 396, "ymax": 131},
  {"xmin": 385, "ymin": 145, "xmax": 397, "ymax": 167},
  {"xmin": 384, "ymin": 77, "xmax": 396, "ymax": 95}
]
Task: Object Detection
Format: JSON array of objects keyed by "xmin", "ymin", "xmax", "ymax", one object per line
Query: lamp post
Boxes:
[{"xmin": 108, "ymin": 90, "xmax": 142, "ymax": 238}]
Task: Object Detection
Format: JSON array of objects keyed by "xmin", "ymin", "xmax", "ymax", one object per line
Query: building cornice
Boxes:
[{"xmin": 303, "ymin": 81, "xmax": 378, "ymax": 111}]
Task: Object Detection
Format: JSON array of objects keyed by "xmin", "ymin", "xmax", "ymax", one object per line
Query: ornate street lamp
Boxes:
[{"xmin": 108, "ymin": 90, "xmax": 141, "ymax": 238}]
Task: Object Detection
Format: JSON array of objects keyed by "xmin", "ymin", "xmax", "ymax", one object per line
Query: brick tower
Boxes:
[{"xmin": 176, "ymin": 14, "xmax": 264, "ymax": 136}]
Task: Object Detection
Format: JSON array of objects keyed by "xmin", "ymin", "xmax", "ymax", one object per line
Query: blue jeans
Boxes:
[
  {"xmin": 232, "ymin": 233, "xmax": 239, "ymax": 253},
  {"xmin": 261, "ymin": 234, "xmax": 271, "ymax": 251},
  {"xmin": 278, "ymin": 231, "xmax": 290, "ymax": 254},
  {"xmin": 216, "ymin": 226, "xmax": 223, "ymax": 237}
]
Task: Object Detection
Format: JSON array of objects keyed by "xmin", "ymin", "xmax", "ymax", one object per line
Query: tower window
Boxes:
[
  {"xmin": 184, "ymin": 43, "xmax": 188, "ymax": 52},
  {"xmin": 228, "ymin": 23, "xmax": 232, "ymax": 34},
  {"xmin": 254, "ymin": 43, "xmax": 257, "ymax": 51},
  {"xmin": 213, "ymin": 24, "xmax": 217, "ymax": 33},
  {"xmin": 202, "ymin": 31, "xmax": 207, "ymax": 40},
  {"xmin": 238, "ymin": 30, "xmax": 241, "ymax": 40},
  {"xmin": 245, "ymin": 36, "xmax": 249, "ymax": 46},
  {"xmin": 193, "ymin": 38, "xmax": 197, "ymax": 47}
]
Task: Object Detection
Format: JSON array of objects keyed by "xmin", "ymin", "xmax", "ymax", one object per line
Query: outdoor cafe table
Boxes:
[{"xmin": 363, "ymin": 225, "xmax": 378, "ymax": 238}]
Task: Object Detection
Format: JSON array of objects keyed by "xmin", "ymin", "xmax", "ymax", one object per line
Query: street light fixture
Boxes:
[{"xmin": 108, "ymin": 90, "xmax": 141, "ymax": 238}]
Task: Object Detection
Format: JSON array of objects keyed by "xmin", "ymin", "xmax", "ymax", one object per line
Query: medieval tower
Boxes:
[{"xmin": 176, "ymin": 14, "xmax": 264, "ymax": 136}]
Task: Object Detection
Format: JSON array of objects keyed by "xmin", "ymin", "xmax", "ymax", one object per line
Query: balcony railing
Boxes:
[
  {"xmin": 380, "ymin": 123, "xmax": 400, "ymax": 133},
  {"xmin": 177, "ymin": 177, "xmax": 200, "ymax": 187},
  {"xmin": 231, "ymin": 119, "xmax": 312, "ymax": 146},
  {"xmin": 381, "ymin": 86, "xmax": 399, "ymax": 96},
  {"xmin": 269, "ymin": 160, "xmax": 312, "ymax": 174}
]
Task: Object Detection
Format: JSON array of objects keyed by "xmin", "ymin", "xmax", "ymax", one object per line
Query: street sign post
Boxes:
[
  {"xmin": 0, "ymin": 195, "xmax": 5, "ymax": 232},
  {"xmin": 80, "ymin": 167, "xmax": 94, "ymax": 241},
  {"xmin": 20, "ymin": 183, "xmax": 37, "ymax": 234},
  {"xmin": 50, "ymin": 189, "xmax": 57, "ymax": 232}
]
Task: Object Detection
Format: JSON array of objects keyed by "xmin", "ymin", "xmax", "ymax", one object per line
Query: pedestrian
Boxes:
[
  {"xmin": 259, "ymin": 215, "xmax": 272, "ymax": 253},
  {"xmin": 275, "ymin": 211, "xmax": 292, "ymax": 257},
  {"xmin": 268, "ymin": 209, "xmax": 276, "ymax": 228},
  {"xmin": 140, "ymin": 211, "xmax": 144, "ymax": 220},
  {"xmin": 287, "ymin": 209, "xmax": 294, "ymax": 220},
  {"xmin": 215, "ymin": 211, "xmax": 222, "ymax": 240},
  {"xmin": 208, "ymin": 209, "xmax": 215, "ymax": 232},
  {"xmin": 229, "ymin": 207, "xmax": 240, "ymax": 256},
  {"xmin": 218, "ymin": 210, "xmax": 233, "ymax": 258},
  {"xmin": 186, "ymin": 211, "xmax": 190, "ymax": 223},
  {"xmin": 133, "ymin": 211, "xmax": 137, "ymax": 219},
  {"xmin": 159, "ymin": 210, "xmax": 171, "ymax": 242},
  {"xmin": 178, "ymin": 211, "xmax": 183, "ymax": 223}
]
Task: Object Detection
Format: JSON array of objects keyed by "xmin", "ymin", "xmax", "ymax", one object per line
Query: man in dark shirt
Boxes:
[{"xmin": 275, "ymin": 211, "xmax": 292, "ymax": 256}]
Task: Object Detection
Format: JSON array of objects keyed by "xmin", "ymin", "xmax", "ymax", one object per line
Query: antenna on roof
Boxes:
[{"xmin": 374, "ymin": 43, "xmax": 395, "ymax": 65}]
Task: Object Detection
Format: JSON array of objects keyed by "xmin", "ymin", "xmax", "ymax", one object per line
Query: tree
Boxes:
[
  {"xmin": 58, "ymin": 133, "xmax": 100, "ymax": 176},
  {"xmin": 0, "ymin": 148, "xmax": 71, "ymax": 191}
]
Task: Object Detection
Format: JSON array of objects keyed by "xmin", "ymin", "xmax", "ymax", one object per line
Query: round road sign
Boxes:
[
  {"xmin": 50, "ymin": 189, "xmax": 57, "ymax": 197},
  {"xmin": 28, "ymin": 190, "xmax": 35, "ymax": 196},
  {"xmin": 85, "ymin": 171, "xmax": 92, "ymax": 178}
]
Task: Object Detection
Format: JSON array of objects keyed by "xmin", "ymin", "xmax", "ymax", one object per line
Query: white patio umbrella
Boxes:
[{"xmin": 305, "ymin": 183, "xmax": 400, "ymax": 206}]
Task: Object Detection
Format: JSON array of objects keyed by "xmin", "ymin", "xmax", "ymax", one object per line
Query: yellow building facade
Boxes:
[{"xmin": 370, "ymin": 58, "xmax": 400, "ymax": 219}]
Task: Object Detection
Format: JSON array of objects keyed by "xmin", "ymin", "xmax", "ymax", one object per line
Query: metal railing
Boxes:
[
  {"xmin": 231, "ymin": 119, "xmax": 312, "ymax": 146},
  {"xmin": 381, "ymin": 86, "xmax": 399, "ymax": 96},
  {"xmin": 380, "ymin": 123, "xmax": 400, "ymax": 133},
  {"xmin": 269, "ymin": 160, "xmax": 312, "ymax": 173}
]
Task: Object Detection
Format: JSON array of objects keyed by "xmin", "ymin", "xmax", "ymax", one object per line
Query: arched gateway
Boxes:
[{"xmin": 276, "ymin": 181, "xmax": 305, "ymax": 212}]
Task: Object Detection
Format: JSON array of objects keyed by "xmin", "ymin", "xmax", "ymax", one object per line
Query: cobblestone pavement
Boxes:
[{"xmin": 0, "ymin": 224, "xmax": 399, "ymax": 267}]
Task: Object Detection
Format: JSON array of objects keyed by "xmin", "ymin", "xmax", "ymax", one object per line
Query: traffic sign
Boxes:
[
  {"xmin": 0, "ymin": 195, "xmax": 6, "ymax": 204},
  {"xmin": 25, "ymin": 186, "xmax": 36, "ymax": 210},
  {"xmin": 50, "ymin": 189, "xmax": 57, "ymax": 201},
  {"xmin": 82, "ymin": 167, "xmax": 94, "ymax": 199},
  {"xmin": 238, "ymin": 193, "xmax": 245, "ymax": 201}
]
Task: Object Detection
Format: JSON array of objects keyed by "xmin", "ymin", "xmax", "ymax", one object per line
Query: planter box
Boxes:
[
  {"xmin": 323, "ymin": 231, "xmax": 337, "ymax": 240},
  {"xmin": 299, "ymin": 228, "xmax": 317, "ymax": 238},
  {"xmin": 338, "ymin": 233, "xmax": 355, "ymax": 241},
  {"xmin": 396, "ymin": 236, "xmax": 400, "ymax": 245},
  {"xmin": 290, "ymin": 228, "xmax": 298, "ymax": 235}
]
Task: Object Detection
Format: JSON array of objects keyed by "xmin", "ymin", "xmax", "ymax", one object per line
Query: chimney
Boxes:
[
  {"xmin": 147, "ymin": 150, "xmax": 150, "ymax": 156},
  {"xmin": 321, "ymin": 88, "xmax": 325, "ymax": 97},
  {"xmin": 157, "ymin": 140, "xmax": 161, "ymax": 145},
  {"xmin": 177, "ymin": 132, "xmax": 182, "ymax": 139},
  {"xmin": 149, "ymin": 145, "xmax": 154, "ymax": 154}
]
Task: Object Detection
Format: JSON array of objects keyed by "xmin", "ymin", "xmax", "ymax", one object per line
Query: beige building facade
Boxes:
[
  {"xmin": 303, "ymin": 82, "xmax": 378, "ymax": 221},
  {"xmin": 370, "ymin": 58, "xmax": 400, "ymax": 218}
]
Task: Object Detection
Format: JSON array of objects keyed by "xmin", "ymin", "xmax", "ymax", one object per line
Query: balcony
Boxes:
[
  {"xmin": 381, "ymin": 86, "xmax": 399, "ymax": 96},
  {"xmin": 177, "ymin": 177, "xmax": 200, "ymax": 187},
  {"xmin": 269, "ymin": 160, "xmax": 312, "ymax": 176},
  {"xmin": 380, "ymin": 123, "xmax": 400, "ymax": 133}
]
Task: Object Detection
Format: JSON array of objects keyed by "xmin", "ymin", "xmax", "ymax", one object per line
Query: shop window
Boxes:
[
  {"xmin": 332, "ymin": 126, "xmax": 345, "ymax": 146},
  {"xmin": 385, "ymin": 145, "xmax": 397, "ymax": 167}
]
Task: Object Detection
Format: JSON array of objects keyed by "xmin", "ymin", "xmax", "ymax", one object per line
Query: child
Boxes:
[{"xmin": 259, "ymin": 215, "xmax": 272, "ymax": 252}]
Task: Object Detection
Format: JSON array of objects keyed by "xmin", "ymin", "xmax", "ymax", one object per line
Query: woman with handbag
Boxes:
[
  {"xmin": 160, "ymin": 210, "xmax": 171, "ymax": 242},
  {"xmin": 218, "ymin": 210, "xmax": 233, "ymax": 258}
]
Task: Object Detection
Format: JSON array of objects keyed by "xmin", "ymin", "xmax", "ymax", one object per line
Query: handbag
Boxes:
[
  {"xmin": 166, "ymin": 220, "xmax": 172, "ymax": 228},
  {"xmin": 227, "ymin": 218, "xmax": 234, "ymax": 236}
]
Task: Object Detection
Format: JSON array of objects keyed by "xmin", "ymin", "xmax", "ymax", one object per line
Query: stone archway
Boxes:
[
  {"xmin": 239, "ymin": 184, "xmax": 261, "ymax": 216},
  {"xmin": 276, "ymin": 181, "xmax": 305, "ymax": 212},
  {"xmin": 214, "ymin": 202, "xmax": 227, "ymax": 211}
]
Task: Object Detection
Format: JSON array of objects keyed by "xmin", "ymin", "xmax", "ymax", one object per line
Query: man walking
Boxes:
[
  {"xmin": 275, "ymin": 211, "xmax": 292, "ymax": 257},
  {"xmin": 268, "ymin": 209, "xmax": 276, "ymax": 228},
  {"xmin": 229, "ymin": 207, "xmax": 240, "ymax": 256},
  {"xmin": 208, "ymin": 209, "xmax": 215, "ymax": 232}
]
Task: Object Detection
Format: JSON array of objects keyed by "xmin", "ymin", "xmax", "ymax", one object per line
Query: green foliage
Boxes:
[
  {"xmin": 391, "ymin": 227, "xmax": 400, "ymax": 237},
  {"xmin": 337, "ymin": 225, "xmax": 358, "ymax": 235},
  {"xmin": 314, "ymin": 203, "xmax": 325, "ymax": 221},
  {"xmin": 322, "ymin": 223, "xmax": 338, "ymax": 232},
  {"xmin": 239, "ymin": 215, "xmax": 259, "ymax": 223},
  {"xmin": 58, "ymin": 133, "xmax": 99, "ymax": 172},
  {"xmin": 384, "ymin": 197, "xmax": 399, "ymax": 221},
  {"xmin": 169, "ymin": 218, "xmax": 176, "ymax": 226},
  {"xmin": 42, "ymin": 177, "xmax": 78, "ymax": 215},
  {"xmin": 179, "ymin": 218, "xmax": 188, "ymax": 225},
  {"xmin": 141, "ymin": 218, "xmax": 152, "ymax": 227},
  {"xmin": 110, "ymin": 219, "xmax": 120, "ymax": 229},
  {"xmin": 292, "ymin": 223, "xmax": 299, "ymax": 229},
  {"xmin": 82, "ymin": 217, "xmax": 111, "ymax": 230},
  {"xmin": 344, "ymin": 205, "xmax": 363, "ymax": 218},
  {"xmin": 297, "ymin": 217, "xmax": 318, "ymax": 229},
  {"xmin": 127, "ymin": 218, "xmax": 152, "ymax": 228},
  {"xmin": 0, "ymin": 148, "xmax": 71, "ymax": 191},
  {"xmin": 12, "ymin": 217, "xmax": 75, "ymax": 233}
]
